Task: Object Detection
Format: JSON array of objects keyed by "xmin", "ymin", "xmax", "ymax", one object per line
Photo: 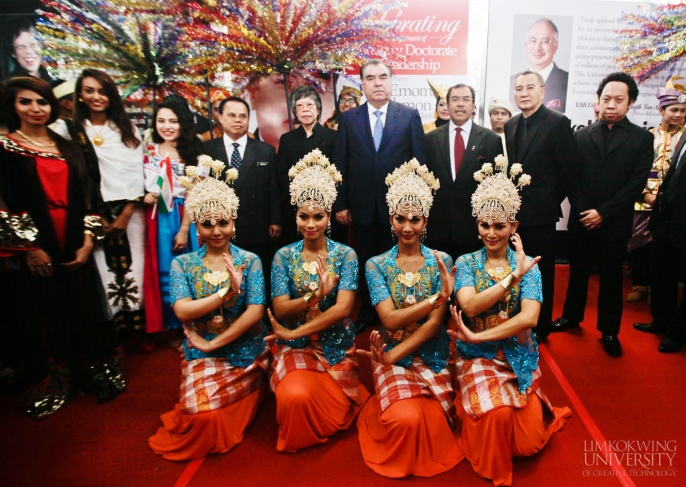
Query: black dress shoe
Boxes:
[
  {"xmin": 550, "ymin": 317, "xmax": 580, "ymax": 332},
  {"xmin": 532, "ymin": 330, "xmax": 549, "ymax": 343},
  {"xmin": 658, "ymin": 336, "xmax": 685, "ymax": 354},
  {"xmin": 602, "ymin": 335, "xmax": 622, "ymax": 357},
  {"xmin": 633, "ymin": 322, "xmax": 667, "ymax": 334}
]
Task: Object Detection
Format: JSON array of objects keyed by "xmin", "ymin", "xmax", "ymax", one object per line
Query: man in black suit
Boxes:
[
  {"xmin": 552, "ymin": 73, "xmax": 653, "ymax": 357},
  {"xmin": 277, "ymin": 85, "xmax": 337, "ymax": 244},
  {"xmin": 425, "ymin": 84, "xmax": 504, "ymax": 260},
  {"xmin": 634, "ymin": 116, "xmax": 686, "ymax": 353},
  {"xmin": 504, "ymin": 70, "xmax": 576, "ymax": 342},
  {"xmin": 510, "ymin": 18, "xmax": 569, "ymax": 112},
  {"xmin": 202, "ymin": 97, "xmax": 283, "ymax": 278},
  {"xmin": 332, "ymin": 59, "xmax": 427, "ymax": 329}
]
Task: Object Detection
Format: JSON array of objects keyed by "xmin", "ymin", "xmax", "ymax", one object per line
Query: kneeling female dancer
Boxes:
[
  {"xmin": 357, "ymin": 160, "xmax": 463, "ymax": 478},
  {"xmin": 149, "ymin": 160, "xmax": 270, "ymax": 461},
  {"xmin": 266, "ymin": 149, "xmax": 369, "ymax": 452},
  {"xmin": 450, "ymin": 159, "xmax": 572, "ymax": 486}
]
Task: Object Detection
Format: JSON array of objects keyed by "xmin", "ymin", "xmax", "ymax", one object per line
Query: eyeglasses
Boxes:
[
  {"xmin": 14, "ymin": 43, "xmax": 40, "ymax": 53},
  {"xmin": 339, "ymin": 98, "xmax": 357, "ymax": 106},
  {"xmin": 295, "ymin": 102, "xmax": 317, "ymax": 110},
  {"xmin": 526, "ymin": 37, "xmax": 554, "ymax": 46}
]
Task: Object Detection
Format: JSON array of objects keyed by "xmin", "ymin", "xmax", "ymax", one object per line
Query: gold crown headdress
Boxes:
[
  {"xmin": 288, "ymin": 149, "xmax": 342, "ymax": 212},
  {"xmin": 471, "ymin": 155, "xmax": 531, "ymax": 224},
  {"xmin": 385, "ymin": 159, "xmax": 440, "ymax": 217},
  {"xmin": 180, "ymin": 155, "xmax": 240, "ymax": 224}
]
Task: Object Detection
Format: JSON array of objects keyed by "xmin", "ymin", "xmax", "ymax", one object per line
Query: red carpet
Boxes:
[{"xmin": 1, "ymin": 265, "xmax": 684, "ymax": 487}]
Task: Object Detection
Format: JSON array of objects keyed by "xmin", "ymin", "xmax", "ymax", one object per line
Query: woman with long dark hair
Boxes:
[
  {"xmin": 53, "ymin": 69, "xmax": 146, "ymax": 336},
  {"xmin": 0, "ymin": 77, "xmax": 123, "ymax": 419},
  {"xmin": 143, "ymin": 98, "xmax": 205, "ymax": 334}
]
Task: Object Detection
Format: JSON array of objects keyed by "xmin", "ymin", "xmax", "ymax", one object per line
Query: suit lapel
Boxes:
[
  {"xmin": 358, "ymin": 103, "xmax": 376, "ymax": 154},
  {"xmin": 437, "ymin": 125, "xmax": 452, "ymax": 179},
  {"xmin": 664, "ymin": 133, "xmax": 686, "ymax": 189},
  {"xmin": 456, "ymin": 125, "xmax": 483, "ymax": 183},
  {"xmin": 518, "ymin": 110, "xmax": 546, "ymax": 162},
  {"xmin": 672, "ymin": 130, "xmax": 686, "ymax": 167},
  {"xmin": 589, "ymin": 123, "xmax": 604, "ymax": 156},
  {"xmin": 212, "ymin": 138, "xmax": 229, "ymax": 164},
  {"xmin": 377, "ymin": 101, "xmax": 399, "ymax": 154},
  {"xmin": 606, "ymin": 124, "xmax": 632, "ymax": 156},
  {"xmin": 505, "ymin": 116, "xmax": 519, "ymax": 161},
  {"xmin": 235, "ymin": 138, "xmax": 257, "ymax": 192}
]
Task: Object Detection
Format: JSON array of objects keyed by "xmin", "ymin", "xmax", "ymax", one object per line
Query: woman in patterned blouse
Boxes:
[
  {"xmin": 266, "ymin": 150, "xmax": 369, "ymax": 452},
  {"xmin": 148, "ymin": 167, "xmax": 270, "ymax": 461},
  {"xmin": 356, "ymin": 160, "xmax": 463, "ymax": 478},
  {"xmin": 449, "ymin": 162, "xmax": 571, "ymax": 486}
]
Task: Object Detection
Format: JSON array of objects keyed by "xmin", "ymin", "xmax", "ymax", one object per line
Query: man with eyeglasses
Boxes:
[
  {"xmin": 509, "ymin": 18, "xmax": 569, "ymax": 112},
  {"xmin": 504, "ymin": 71, "xmax": 576, "ymax": 342},
  {"xmin": 425, "ymin": 84, "xmax": 504, "ymax": 260}
]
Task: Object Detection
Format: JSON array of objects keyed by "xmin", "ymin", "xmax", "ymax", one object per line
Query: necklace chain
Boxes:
[{"xmin": 15, "ymin": 130, "xmax": 55, "ymax": 148}]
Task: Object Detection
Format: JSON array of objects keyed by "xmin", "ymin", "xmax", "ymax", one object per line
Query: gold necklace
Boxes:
[
  {"xmin": 202, "ymin": 257, "xmax": 230, "ymax": 287},
  {"xmin": 90, "ymin": 123, "xmax": 106, "ymax": 146},
  {"xmin": 15, "ymin": 130, "xmax": 55, "ymax": 148},
  {"xmin": 486, "ymin": 257, "xmax": 511, "ymax": 281},
  {"xmin": 397, "ymin": 254, "xmax": 422, "ymax": 305}
]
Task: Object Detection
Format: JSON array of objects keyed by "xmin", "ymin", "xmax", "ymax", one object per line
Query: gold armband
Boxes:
[
  {"xmin": 84, "ymin": 230, "xmax": 95, "ymax": 238},
  {"xmin": 499, "ymin": 273, "xmax": 519, "ymax": 291},
  {"xmin": 217, "ymin": 287, "xmax": 241, "ymax": 301},
  {"xmin": 303, "ymin": 291, "xmax": 319, "ymax": 308},
  {"xmin": 428, "ymin": 292, "xmax": 449, "ymax": 309}
]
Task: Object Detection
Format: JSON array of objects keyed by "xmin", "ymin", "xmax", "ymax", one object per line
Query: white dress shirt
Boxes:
[
  {"xmin": 531, "ymin": 62, "xmax": 555, "ymax": 82},
  {"xmin": 448, "ymin": 118, "xmax": 472, "ymax": 180},
  {"xmin": 223, "ymin": 133, "xmax": 248, "ymax": 165},
  {"xmin": 367, "ymin": 102, "xmax": 389, "ymax": 138}
]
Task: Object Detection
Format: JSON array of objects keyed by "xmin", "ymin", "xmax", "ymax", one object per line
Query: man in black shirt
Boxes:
[{"xmin": 553, "ymin": 73, "xmax": 653, "ymax": 357}]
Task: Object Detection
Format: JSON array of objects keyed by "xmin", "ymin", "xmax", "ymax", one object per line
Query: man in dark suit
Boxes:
[
  {"xmin": 202, "ymin": 96, "xmax": 283, "ymax": 277},
  {"xmin": 332, "ymin": 59, "xmax": 427, "ymax": 329},
  {"xmin": 504, "ymin": 70, "xmax": 576, "ymax": 342},
  {"xmin": 634, "ymin": 114, "xmax": 686, "ymax": 353},
  {"xmin": 277, "ymin": 85, "xmax": 337, "ymax": 244},
  {"xmin": 425, "ymin": 84, "xmax": 504, "ymax": 260},
  {"xmin": 552, "ymin": 73, "xmax": 653, "ymax": 357},
  {"xmin": 509, "ymin": 18, "xmax": 569, "ymax": 112}
]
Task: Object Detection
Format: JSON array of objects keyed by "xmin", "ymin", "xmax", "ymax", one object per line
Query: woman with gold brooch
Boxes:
[
  {"xmin": 266, "ymin": 149, "xmax": 369, "ymax": 452},
  {"xmin": 450, "ymin": 158, "xmax": 571, "ymax": 486},
  {"xmin": 356, "ymin": 159, "xmax": 463, "ymax": 478},
  {"xmin": 148, "ymin": 160, "xmax": 270, "ymax": 461}
]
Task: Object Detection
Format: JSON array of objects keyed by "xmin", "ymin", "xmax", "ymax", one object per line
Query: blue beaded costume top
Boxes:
[
  {"xmin": 365, "ymin": 244, "xmax": 452, "ymax": 373},
  {"xmin": 169, "ymin": 245, "xmax": 267, "ymax": 366},
  {"xmin": 454, "ymin": 247, "xmax": 543, "ymax": 392},
  {"xmin": 271, "ymin": 238, "xmax": 358, "ymax": 366}
]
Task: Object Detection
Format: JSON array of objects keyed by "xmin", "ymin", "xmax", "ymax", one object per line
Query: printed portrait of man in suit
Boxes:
[{"xmin": 509, "ymin": 17, "xmax": 571, "ymax": 113}]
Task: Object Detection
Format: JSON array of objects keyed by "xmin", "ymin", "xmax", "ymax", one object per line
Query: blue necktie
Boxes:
[
  {"xmin": 373, "ymin": 110, "xmax": 383, "ymax": 151},
  {"xmin": 231, "ymin": 142, "xmax": 241, "ymax": 172}
]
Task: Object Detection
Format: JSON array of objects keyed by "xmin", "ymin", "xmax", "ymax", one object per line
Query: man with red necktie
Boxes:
[{"xmin": 425, "ymin": 84, "xmax": 504, "ymax": 261}]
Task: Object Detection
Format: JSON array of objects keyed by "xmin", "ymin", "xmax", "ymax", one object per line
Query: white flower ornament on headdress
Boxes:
[
  {"xmin": 471, "ymin": 154, "xmax": 531, "ymax": 225},
  {"xmin": 182, "ymin": 156, "xmax": 240, "ymax": 225},
  {"xmin": 288, "ymin": 149, "xmax": 342, "ymax": 212},
  {"xmin": 385, "ymin": 159, "xmax": 440, "ymax": 217}
]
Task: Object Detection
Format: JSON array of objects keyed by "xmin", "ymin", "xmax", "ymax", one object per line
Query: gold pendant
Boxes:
[
  {"xmin": 302, "ymin": 261, "xmax": 318, "ymax": 275},
  {"xmin": 203, "ymin": 270, "xmax": 229, "ymax": 287},
  {"xmin": 398, "ymin": 271, "xmax": 421, "ymax": 287},
  {"xmin": 92, "ymin": 135, "xmax": 104, "ymax": 146}
]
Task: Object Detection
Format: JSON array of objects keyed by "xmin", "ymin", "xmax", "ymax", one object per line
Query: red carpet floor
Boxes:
[{"xmin": 1, "ymin": 265, "xmax": 684, "ymax": 487}]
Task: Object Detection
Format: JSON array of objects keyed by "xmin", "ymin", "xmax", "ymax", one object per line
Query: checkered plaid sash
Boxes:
[
  {"xmin": 372, "ymin": 357, "xmax": 456, "ymax": 426},
  {"xmin": 270, "ymin": 341, "xmax": 363, "ymax": 405},
  {"xmin": 179, "ymin": 346, "xmax": 270, "ymax": 414},
  {"xmin": 454, "ymin": 355, "xmax": 553, "ymax": 420}
]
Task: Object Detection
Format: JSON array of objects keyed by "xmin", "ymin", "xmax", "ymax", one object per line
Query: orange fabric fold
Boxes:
[
  {"xmin": 275, "ymin": 369, "xmax": 369, "ymax": 452},
  {"xmin": 148, "ymin": 384, "xmax": 266, "ymax": 461},
  {"xmin": 357, "ymin": 395, "xmax": 464, "ymax": 478},
  {"xmin": 455, "ymin": 393, "xmax": 572, "ymax": 486}
]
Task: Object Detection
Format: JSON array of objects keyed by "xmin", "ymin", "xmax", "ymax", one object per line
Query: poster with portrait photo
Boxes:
[
  {"xmin": 1, "ymin": 14, "xmax": 58, "ymax": 86},
  {"xmin": 508, "ymin": 14, "xmax": 573, "ymax": 113}
]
